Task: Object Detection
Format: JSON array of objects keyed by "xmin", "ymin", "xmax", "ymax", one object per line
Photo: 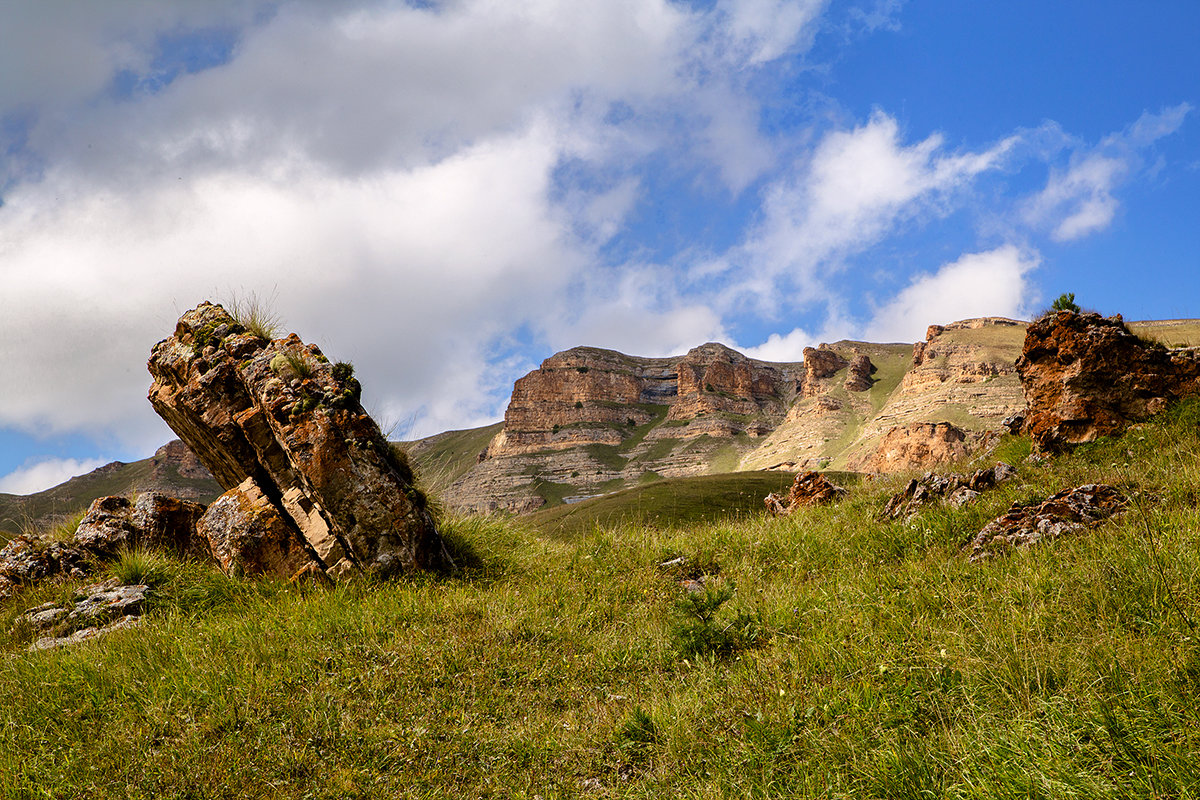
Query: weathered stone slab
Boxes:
[{"xmin": 148, "ymin": 302, "xmax": 453, "ymax": 578}]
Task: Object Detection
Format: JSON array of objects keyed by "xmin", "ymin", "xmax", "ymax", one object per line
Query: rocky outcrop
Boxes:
[
  {"xmin": 73, "ymin": 493, "xmax": 208, "ymax": 560},
  {"xmin": 966, "ymin": 484, "xmax": 1126, "ymax": 561},
  {"xmin": 0, "ymin": 492, "xmax": 209, "ymax": 599},
  {"xmin": 147, "ymin": 301, "xmax": 452, "ymax": 578},
  {"xmin": 16, "ymin": 578, "xmax": 148, "ymax": 651},
  {"xmin": 844, "ymin": 355, "xmax": 875, "ymax": 392},
  {"xmin": 802, "ymin": 346, "xmax": 849, "ymax": 396},
  {"xmin": 488, "ymin": 343, "xmax": 803, "ymax": 458},
  {"xmin": 883, "ymin": 462, "xmax": 1017, "ymax": 519},
  {"xmin": 857, "ymin": 422, "xmax": 973, "ymax": 473},
  {"xmin": 764, "ymin": 471, "xmax": 848, "ymax": 515},
  {"xmin": 1016, "ymin": 311, "xmax": 1200, "ymax": 451}
]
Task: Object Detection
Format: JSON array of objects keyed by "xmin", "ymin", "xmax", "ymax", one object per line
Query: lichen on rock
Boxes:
[{"xmin": 147, "ymin": 301, "xmax": 453, "ymax": 580}]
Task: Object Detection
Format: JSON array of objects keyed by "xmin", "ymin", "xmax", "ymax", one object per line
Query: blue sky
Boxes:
[{"xmin": 1, "ymin": 0, "xmax": 1197, "ymax": 494}]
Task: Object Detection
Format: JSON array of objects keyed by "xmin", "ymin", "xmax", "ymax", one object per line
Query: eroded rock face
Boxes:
[
  {"xmin": 197, "ymin": 478, "xmax": 315, "ymax": 578},
  {"xmin": 488, "ymin": 343, "xmax": 803, "ymax": 459},
  {"xmin": 883, "ymin": 462, "xmax": 1017, "ymax": 520},
  {"xmin": 764, "ymin": 471, "xmax": 848, "ymax": 516},
  {"xmin": 966, "ymin": 483, "xmax": 1126, "ymax": 561},
  {"xmin": 147, "ymin": 301, "xmax": 452, "ymax": 578},
  {"xmin": 1017, "ymin": 311, "xmax": 1200, "ymax": 451},
  {"xmin": 859, "ymin": 422, "xmax": 973, "ymax": 473}
]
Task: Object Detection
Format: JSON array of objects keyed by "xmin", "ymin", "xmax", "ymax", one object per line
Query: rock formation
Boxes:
[
  {"xmin": 883, "ymin": 462, "xmax": 1017, "ymax": 520},
  {"xmin": 15, "ymin": 578, "xmax": 148, "ymax": 651},
  {"xmin": 487, "ymin": 343, "xmax": 803, "ymax": 459},
  {"xmin": 966, "ymin": 484, "xmax": 1126, "ymax": 562},
  {"xmin": 147, "ymin": 301, "xmax": 452, "ymax": 578},
  {"xmin": 0, "ymin": 492, "xmax": 209, "ymax": 599},
  {"xmin": 859, "ymin": 422, "xmax": 973, "ymax": 474},
  {"xmin": 1016, "ymin": 311, "xmax": 1200, "ymax": 451},
  {"xmin": 764, "ymin": 471, "xmax": 848, "ymax": 515}
]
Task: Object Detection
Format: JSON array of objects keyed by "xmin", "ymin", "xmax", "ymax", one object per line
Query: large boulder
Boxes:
[
  {"xmin": 147, "ymin": 302, "xmax": 453, "ymax": 579},
  {"xmin": 198, "ymin": 478, "xmax": 315, "ymax": 578},
  {"xmin": 1017, "ymin": 311, "xmax": 1200, "ymax": 451},
  {"xmin": 73, "ymin": 493, "xmax": 208, "ymax": 560}
]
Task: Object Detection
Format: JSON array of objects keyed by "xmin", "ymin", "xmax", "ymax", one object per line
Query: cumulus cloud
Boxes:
[
  {"xmin": 726, "ymin": 111, "xmax": 1015, "ymax": 314},
  {"xmin": 863, "ymin": 245, "xmax": 1039, "ymax": 342},
  {"xmin": 0, "ymin": 457, "xmax": 108, "ymax": 496},
  {"xmin": 1024, "ymin": 104, "xmax": 1191, "ymax": 242},
  {"xmin": 0, "ymin": 0, "xmax": 834, "ymax": 454}
]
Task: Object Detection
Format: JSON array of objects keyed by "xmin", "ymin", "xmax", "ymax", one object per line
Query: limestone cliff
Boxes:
[{"xmin": 486, "ymin": 343, "xmax": 803, "ymax": 459}]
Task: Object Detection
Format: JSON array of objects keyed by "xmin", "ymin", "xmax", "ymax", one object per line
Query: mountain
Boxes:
[
  {"xmin": 0, "ymin": 441, "xmax": 222, "ymax": 537},
  {"xmin": 410, "ymin": 316, "xmax": 1200, "ymax": 514},
  {"xmin": 6, "ymin": 316, "xmax": 1198, "ymax": 532}
]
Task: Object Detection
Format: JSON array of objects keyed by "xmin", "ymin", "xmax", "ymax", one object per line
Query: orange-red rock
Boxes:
[
  {"xmin": 764, "ymin": 471, "xmax": 848, "ymax": 515},
  {"xmin": 1017, "ymin": 311, "xmax": 1200, "ymax": 451},
  {"xmin": 148, "ymin": 301, "xmax": 452, "ymax": 578}
]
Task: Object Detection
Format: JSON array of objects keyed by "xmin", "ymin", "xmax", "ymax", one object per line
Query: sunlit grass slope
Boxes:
[{"xmin": 3, "ymin": 400, "xmax": 1200, "ymax": 798}]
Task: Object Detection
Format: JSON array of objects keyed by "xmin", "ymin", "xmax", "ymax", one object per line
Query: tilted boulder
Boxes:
[
  {"xmin": 1017, "ymin": 311, "xmax": 1200, "ymax": 451},
  {"xmin": 147, "ymin": 301, "xmax": 453, "ymax": 578},
  {"xmin": 966, "ymin": 484, "xmax": 1126, "ymax": 562},
  {"xmin": 764, "ymin": 471, "xmax": 848, "ymax": 516}
]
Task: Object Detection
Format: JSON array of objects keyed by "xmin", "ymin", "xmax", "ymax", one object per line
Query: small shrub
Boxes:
[
  {"xmin": 227, "ymin": 291, "xmax": 281, "ymax": 341},
  {"xmin": 614, "ymin": 706, "xmax": 660, "ymax": 766},
  {"xmin": 575, "ymin": 366, "xmax": 589, "ymax": 373},
  {"xmin": 1051, "ymin": 292, "xmax": 1080, "ymax": 313},
  {"xmin": 671, "ymin": 581, "xmax": 763, "ymax": 659},
  {"xmin": 111, "ymin": 547, "xmax": 172, "ymax": 587},
  {"xmin": 282, "ymin": 350, "xmax": 315, "ymax": 380}
]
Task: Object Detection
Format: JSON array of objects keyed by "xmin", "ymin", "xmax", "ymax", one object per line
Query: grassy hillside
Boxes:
[
  {"xmin": 0, "ymin": 458, "xmax": 222, "ymax": 540},
  {"xmin": 3, "ymin": 399, "xmax": 1200, "ymax": 797},
  {"xmin": 524, "ymin": 471, "xmax": 809, "ymax": 539}
]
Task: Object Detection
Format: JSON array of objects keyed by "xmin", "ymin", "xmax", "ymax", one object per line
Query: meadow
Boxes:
[{"xmin": 2, "ymin": 400, "xmax": 1200, "ymax": 798}]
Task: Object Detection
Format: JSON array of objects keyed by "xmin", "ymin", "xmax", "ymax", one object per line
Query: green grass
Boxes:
[
  {"xmin": 525, "ymin": 471, "xmax": 801, "ymax": 539},
  {"xmin": 4, "ymin": 400, "xmax": 1200, "ymax": 797}
]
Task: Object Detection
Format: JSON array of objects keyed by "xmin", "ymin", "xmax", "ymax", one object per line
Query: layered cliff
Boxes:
[
  {"xmin": 486, "ymin": 343, "xmax": 803, "ymax": 458},
  {"xmin": 436, "ymin": 318, "xmax": 1042, "ymax": 513}
]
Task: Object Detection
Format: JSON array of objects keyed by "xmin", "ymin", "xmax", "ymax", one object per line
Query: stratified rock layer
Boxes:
[
  {"xmin": 148, "ymin": 301, "xmax": 451, "ymax": 577},
  {"xmin": 1017, "ymin": 312, "xmax": 1200, "ymax": 451},
  {"xmin": 488, "ymin": 343, "xmax": 803, "ymax": 458}
]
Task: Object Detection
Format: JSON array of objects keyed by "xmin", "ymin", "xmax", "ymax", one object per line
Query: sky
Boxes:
[{"xmin": 1, "ymin": 0, "xmax": 1197, "ymax": 495}]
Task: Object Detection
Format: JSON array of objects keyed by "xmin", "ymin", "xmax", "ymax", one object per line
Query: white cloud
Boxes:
[
  {"xmin": 717, "ymin": 0, "xmax": 827, "ymax": 65},
  {"xmin": 0, "ymin": 0, "xmax": 838, "ymax": 453},
  {"xmin": 1023, "ymin": 104, "xmax": 1191, "ymax": 242},
  {"xmin": 727, "ymin": 111, "xmax": 1015, "ymax": 314},
  {"xmin": 740, "ymin": 327, "xmax": 815, "ymax": 361},
  {"xmin": 0, "ymin": 457, "xmax": 108, "ymax": 496},
  {"xmin": 864, "ymin": 245, "xmax": 1039, "ymax": 342}
]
